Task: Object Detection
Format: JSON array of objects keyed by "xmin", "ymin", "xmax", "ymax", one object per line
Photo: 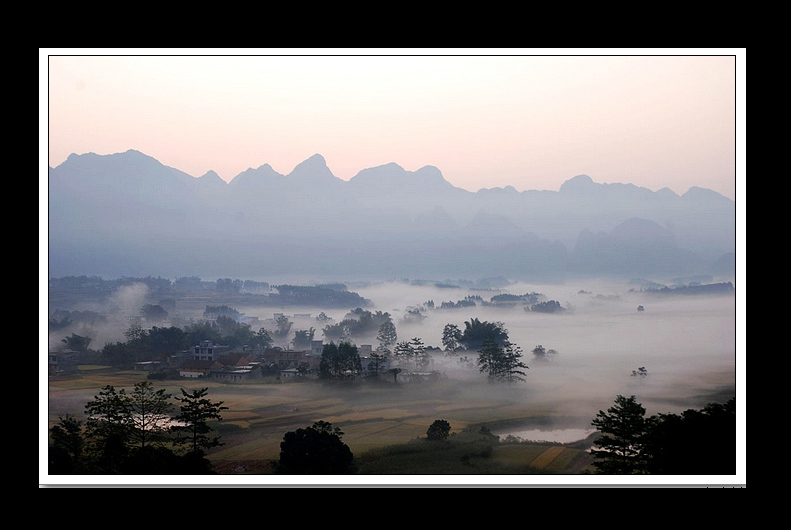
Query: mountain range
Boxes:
[{"xmin": 47, "ymin": 149, "xmax": 736, "ymax": 283}]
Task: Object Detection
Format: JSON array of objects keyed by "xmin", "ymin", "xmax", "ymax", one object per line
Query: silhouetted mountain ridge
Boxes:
[{"xmin": 48, "ymin": 150, "xmax": 736, "ymax": 281}]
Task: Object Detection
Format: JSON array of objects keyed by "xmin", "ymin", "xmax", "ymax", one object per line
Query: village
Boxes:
[{"xmin": 48, "ymin": 308, "xmax": 450, "ymax": 384}]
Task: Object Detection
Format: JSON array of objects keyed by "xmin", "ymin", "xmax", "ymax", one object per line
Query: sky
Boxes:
[{"xmin": 44, "ymin": 50, "xmax": 742, "ymax": 200}]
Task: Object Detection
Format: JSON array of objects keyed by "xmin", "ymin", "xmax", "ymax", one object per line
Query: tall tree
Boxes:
[
  {"xmin": 83, "ymin": 385, "xmax": 133, "ymax": 473},
  {"xmin": 411, "ymin": 337, "xmax": 430, "ymax": 370},
  {"xmin": 393, "ymin": 340, "xmax": 414, "ymax": 369},
  {"xmin": 477, "ymin": 339, "xmax": 505, "ymax": 382},
  {"xmin": 126, "ymin": 381, "xmax": 173, "ymax": 450},
  {"xmin": 590, "ymin": 395, "xmax": 649, "ymax": 474},
  {"xmin": 49, "ymin": 414, "xmax": 85, "ymax": 473},
  {"xmin": 477, "ymin": 340, "xmax": 527, "ymax": 384},
  {"xmin": 501, "ymin": 342, "xmax": 528, "ymax": 384},
  {"xmin": 441, "ymin": 323, "xmax": 463, "ymax": 355},
  {"xmin": 171, "ymin": 387, "xmax": 228, "ymax": 456},
  {"xmin": 377, "ymin": 320, "xmax": 397, "ymax": 351}
]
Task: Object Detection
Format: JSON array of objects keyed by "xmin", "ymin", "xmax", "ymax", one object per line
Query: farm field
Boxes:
[{"xmin": 46, "ymin": 366, "xmax": 599, "ymax": 476}]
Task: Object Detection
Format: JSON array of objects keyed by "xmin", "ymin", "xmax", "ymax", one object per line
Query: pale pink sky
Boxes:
[{"xmin": 44, "ymin": 51, "xmax": 742, "ymax": 200}]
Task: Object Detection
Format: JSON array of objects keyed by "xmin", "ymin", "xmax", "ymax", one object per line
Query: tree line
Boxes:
[
  {"xmin": 313, "ymin": 317, "xmax": 533, "ymax": 385},
  {"xmin": 590, "ymin": 394, "xmax": 737, "ymax": 474},
  {"xmin": 48, "ymin": 382, "xmax": 227, "ymax": 475}
]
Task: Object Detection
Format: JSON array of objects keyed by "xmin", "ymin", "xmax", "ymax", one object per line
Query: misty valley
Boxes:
[
  {"xmin": 47, "ymin": 273, "xmax": 736, "ymax": 478},
  {"xmin": 46, "ymin": 150, "xmax": 738, "ymax": 480}
]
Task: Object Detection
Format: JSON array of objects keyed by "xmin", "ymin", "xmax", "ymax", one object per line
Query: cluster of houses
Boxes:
[
  {"xmin": 173, "ymin": 340, "xmax": 393, "ymax": 382},
  {"xmin": 49, "ymin": 339, "xmax": 392, "ymax": 383},
  {"xmin": 171, "ymin": 340, "xmax": 321, "ymax": 382}
]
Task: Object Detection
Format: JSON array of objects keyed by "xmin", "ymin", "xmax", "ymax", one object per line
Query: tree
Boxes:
[
  {"xmin": 501, "ymin": 342, "xmax": 528, "ymax": 384},
  {"xmin": 426, "ymin": 419, "xmax": 451, "ymax": 441},
  {"xmin": 61, "ymin": 332, "xmax": 92, "ymax": 353},
  {"xmin": 126, "ymin": 381, "xmax": 173, "ymax": 450},
  {"xmin": 478, "ymin": 339, "xmax": 528, "ymax": 383},
  {"xmin": 529, "ymin": 300, "xmax": 565, "ymax": 313},
  {"xmin": 171, "ymin": 387, "xmax": 228, "ymax": 456},
  {"xmin": 319, "ymin": 341, "xmax": 362, "ymax": 379},
  {"xmin": 292, "ymin": 328, "xmax": 315, "ymax": 349},
  {"xmin": 147, "ymin": 326, "xmax": 188, "ymax": 359},
  {"xmin": 590, "ymin": 395, "xmax": 649, "ymax": 474},
  {"xmin": 387, "ymin": 367, "xmax": 402, "ymax": 383},
  {"xmin": 124, "ymin": 323, "xmax": 146, "ymax": 343},
  {"xmin": 377, "ymin": 320, "xmax": 397, "ymax": 351},
  {"xmin": 368, "ymin": 351, "xmax": 387, "ymax": 378},
  {"xmin": 83, "ymin": 385, "xmax": 133, "ymax": 473},
  {"xmin": 411, "ymin": 337, "xmax": 430, "ymax": 370},
  {"xmin": 276, "ymin": 421, "xmax": 355, "ymax": 474},
  {"xmin": 461, "ymin": 318, "xmax": 509, "ymax": 350},
  {"xmin": 441, "ymin": 323, "xmax": 463, "ymax": 355},
  {"xmin": 393, "ymin": 340, "xmax": 414, "ymax": 369},
  {"xmin": 253, "ymin": 327, "xmax": 274, "ymax": 350},
  {"xmin": 532, "ymin": 344, "xmax": 558, "ymax": 362},
  {"xmin": 49, "ymin": 414, "xmax": 85, "ymax": 474},
  {"xmin": 641, "ymin": 398, "xmax": 736, "ymax": 474},
  {"xmin": 274, "ymin": 315, "xmax": 292, "ymax": 340},
  {"xmin": 141, "ymin": 303, "xmax": 169, "ymax": 322}
]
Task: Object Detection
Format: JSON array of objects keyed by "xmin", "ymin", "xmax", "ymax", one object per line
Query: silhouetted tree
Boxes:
[
  {"xmin": 426, "ymin": 419, "xmax": 452, "ymax": 441},
  {"xmin": 476, "ymin": 339, "xmax": 527, "ymax": 384},
  {"xmin": 394, "ymin": 340, "xmax": 414, "ymax": 368},
  {"xmin": 276, "ymin": 421, "xmax": 355, "ymax": 474},
  {"xmin": 319, "ymin": 341, "xmax": 362, "ymax": 379},
  {"xmin": 377, "ymin": 320, "xmax": 397, "ymax": 351},
  {"xmin": 441, "ymin": 323, "xmax": 463, "ymax": 355},
  {"xmin": 61, "ymin": 332, "xmax": 92, "ymax": 353},
  {"xmin": 83, "ymin": 385, "xmax": 133, "ymax": 473},
  {"xmin": 642, "ymin": 398, "xmax": 736, "ymax": 474},
  {"xmin": 49, "ymin": 414, "xmax": 85, "ymax": 474},
  {"xmin": 126, "ymin": 381, "xmax": 173, "ymax": 450},
  {"xmin": 501, "ymin": 342, "xmax": 528, "ymax": 384},
  {"xmin": 171, "ymin": 387, "xmax": 228, "ymax": 456},
  {"xmin": 411, "ymin": 337, "xmax": 430, "ymax": 370},
  {"xmin": 590, "ymin": 395, "xmax": 649, "ymax": 474},
  {"xmin": 461, "ymin": 318, "xmax": 509, "ymax": 350}
]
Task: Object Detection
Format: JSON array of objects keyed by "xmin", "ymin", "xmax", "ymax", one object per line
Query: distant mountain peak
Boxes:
[
  {"xmin": 477, "ymin": 185, "xmax": 519, "ymax": 194},
  {"xmin": 198, "ymin": 170, "xmax": 225, "ymax": 184},
  {"xmin": 348, "ymin": 162, "xmax": 458, "ymax": 194},
  {"xmin": 228, "ymin": 163, "xmax": 285, "ymax": 188},
  {"xmin": 559, "ymin": 174, "xmax": 596, "ymax": 193},
  {"xmin": 287, "ymin": 153, "xmax": 341, "ymax": 183}
]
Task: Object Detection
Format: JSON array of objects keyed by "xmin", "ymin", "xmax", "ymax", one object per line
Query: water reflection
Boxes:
[{"xmin": 497, "ymin": 428, "xmax": 595, "ymax": 444}]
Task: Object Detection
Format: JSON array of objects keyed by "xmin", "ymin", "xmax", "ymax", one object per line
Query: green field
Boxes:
[{"xmin": 46, "ymin": 367, "xmax": 597, "ymax": 476}]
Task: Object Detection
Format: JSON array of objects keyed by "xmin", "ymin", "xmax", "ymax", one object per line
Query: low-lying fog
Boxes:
[
  {"xmin": 51, "ymin": 276, "xmax": 737, "ymax": 434},
  {"xmin": 237, "ymin": 277, "xmax": 737, "ymax": 422}
]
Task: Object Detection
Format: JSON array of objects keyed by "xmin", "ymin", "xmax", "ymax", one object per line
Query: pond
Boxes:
[{"xmin": 496, "ymin": 427, "xmax": 595, "ymax": 444}]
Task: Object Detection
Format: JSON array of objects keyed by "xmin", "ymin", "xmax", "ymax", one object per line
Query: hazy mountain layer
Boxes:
[{"xmin": 47, "ymin": 150, "xmax": 736, "ymax": 282}]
